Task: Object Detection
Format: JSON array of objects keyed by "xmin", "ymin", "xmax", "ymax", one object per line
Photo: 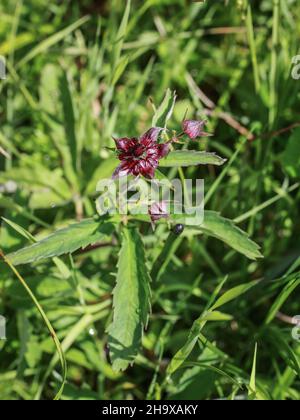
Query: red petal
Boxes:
[
  {"xmin": 138, "ymin": 160, "xmax": 155, "ymax": 178},
  {"xmin": 157, "ymin": 143, "xmax": 170, "ymax": 158},
  {"xmin": 145, "ymin": 166, "xmax": 155, "ymax": 179},
  {"xmin": 147, "ymin": 157, "xmax": 159, "ymax": 167},
  {"xmin": 112, "ymin": 162, "xmax": 130, "ymax": 179},
  {"xmin": 140, "ymin": 127, "xmax": 163, "ymax": 147},
  {"xmin": 114, "ymin": 137, "xmax": 138, "ymax": 152}
]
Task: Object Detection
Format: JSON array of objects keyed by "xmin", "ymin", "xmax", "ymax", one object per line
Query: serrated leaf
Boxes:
[
  {"xmin": 159, "ymin": 151, "xmax": 226, "ymax": 167},
  {"xmin": 7, "ymin": 219, "xmax": 114, "ymax": 266},
  {"xmin": 170, "ymin": 211, "xmax": 262, "ymax": 260},
  {"xmin": 193, "ymin": 211, "xmax": 262, "ymax": 260},
  {"xmin": 108, "ymin": 227, "xmax": 151, "ymax": 371}
]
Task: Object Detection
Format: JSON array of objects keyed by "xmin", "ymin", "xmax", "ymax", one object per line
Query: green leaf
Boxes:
[
  {"xmin": 282, "ymin": 127, "xmax": 300, "ymax": 178},
  {"xmin": 2, "ymin": 217, "xmax": 36, "ymax": 242},
  {"xmin": 167, "ymin": 279, "xmax": 258, "ymax": 375},
  {"xmin": 159, "ymin": 151, "xmax": 226, "ymax": 167},
  {"xmin": 108, "ymin": 227, "xmax": 151, "ymax": 371},
  {"xmin": 7, "ymin": 219, "xmax": 114, "ymax": 266},
  {"xmin": 210, "ymin": 280, "xmax": 259, "ymax": 311},
  {"xmin": 265, "ymin": 328, "xmax": 300, "ymax": 378},
  {"xmin": 17, "ymin": 16, "xmax": 90, "ymax": 67},
  {"xmin": 265, "ymin": 273, "xmax": 300, "ymax": 325},
  {"xmin": 199, "ymin": 311, "xmax": 233, "ymax": 322},
  {"xmin": 150, "ymin": 231, "xmax": 182, "ymax": 281},
  {"xmin": 170, "ymin": 211, "xmax": 262, "ymax": 260},
  {"xmin": 130, "ymin": 211, "xmax": 262, "ymax": 260},
  {"xmin": 194, "ymin": 211, "xmax": 263, "ymax": 260},
  {"xmin": 0, "ymin": 165, "xmax": 71, "ymax": 200},
  {"xmin": 246, "ymin": 5, "xmax": 261, "ymax": 93},
  {"xmin": 0, "ymin": 194, "xmax": 49, "ymax": 228},
  {"xmin": 112, "ymin": 55, "xmax": 129, "ymax": 86},
  {"xmin": 248, "ymin": 343, "xmax": 258, "ymax": 400},
  {"xmin": 0, "ymin": 251, "xmax": 67, "ymax": 400},
  {"xmin": 181, "ymin": 362, "xmax": 241, "ymax": 388},
  {"xmin": 85, "ymin": 158, "xmax": 118, "ymax": 195},
  {"xmin": 112, "ymin": 0, "xmax": 131, "ymax": 70},
  {"xmin": 152, "ymin": 89, "xmax": 176, "ymax": 128},
  {"xmin": 60, "ymin": 71, "xmax": 78, "ymax": 173},
  {"xmin": 167, "ymin": 317, "xmax": 206, "ymax": 376},
  {"xmin": 154, "ymin": 169, "xmax": 174, "ymax": 190}
]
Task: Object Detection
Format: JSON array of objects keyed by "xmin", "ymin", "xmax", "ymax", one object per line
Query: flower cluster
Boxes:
[
  {"xmin": 112, "ymin": 119, "xmax": 210, "ymax": 226},
  {"xmin": 113, "ymin": 119, "xmax": 209, "ymax": 180}
]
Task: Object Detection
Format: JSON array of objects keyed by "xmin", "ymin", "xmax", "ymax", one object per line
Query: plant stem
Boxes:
[{"xmin": 150, "ymin": 231, "xmax": 182, "ymax": 281}]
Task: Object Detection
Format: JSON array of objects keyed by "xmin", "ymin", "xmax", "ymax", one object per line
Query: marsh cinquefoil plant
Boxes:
[{"xmin": 3, "ymin": 107, "xmax": 262, "ymax": 388}]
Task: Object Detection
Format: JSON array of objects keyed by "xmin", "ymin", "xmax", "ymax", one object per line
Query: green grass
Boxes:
[{"xmin": 0, "ymin": 0, "xmax": 300, "ymax": 400}]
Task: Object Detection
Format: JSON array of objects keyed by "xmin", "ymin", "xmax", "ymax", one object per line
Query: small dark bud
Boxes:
[{"xmin": 172, "ymin": 224, "xmax": 185, "ymax": 235}]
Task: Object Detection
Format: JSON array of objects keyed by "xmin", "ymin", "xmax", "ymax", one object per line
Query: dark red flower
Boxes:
[
  {"xmin": 149, "ymin": 201, "xmax": 169, "ymax": 224},
  {"xmin": 113, "ymin": 128, "xmax": 170, "ymax": 179},
  {"xmin": 182, "ymin": 119, "xmax": 211, "ymax": 139}
]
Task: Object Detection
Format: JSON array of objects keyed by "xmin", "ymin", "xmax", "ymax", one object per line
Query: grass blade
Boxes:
[
  {"xmin": 0, "ymin": 250, "xmax": 67, "ymax": 400},
  {"xmin": 17, "ymin": 16, "xmax": 90, "ymax": 67}
]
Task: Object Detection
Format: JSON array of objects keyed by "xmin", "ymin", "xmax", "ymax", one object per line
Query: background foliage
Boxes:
[{"xmin": 0, "ymin": 0, "xmax": 299, "ymax": 400}]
